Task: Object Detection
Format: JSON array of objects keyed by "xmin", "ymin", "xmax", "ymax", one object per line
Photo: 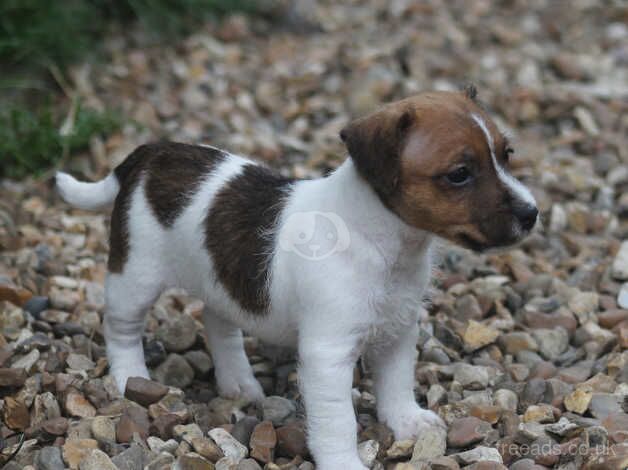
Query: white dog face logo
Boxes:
[{"xmin": 278, "ymin": 211, "xmax": 350, "ymax": 260}]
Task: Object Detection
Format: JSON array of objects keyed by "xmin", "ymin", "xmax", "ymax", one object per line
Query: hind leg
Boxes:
[
  {"xmin": 203, "ymin": 310, "xmax": 264, "ymax": 402},
  {"xmin": 105, "ymin": 272, "xmax": 163, "ymax": 392}
]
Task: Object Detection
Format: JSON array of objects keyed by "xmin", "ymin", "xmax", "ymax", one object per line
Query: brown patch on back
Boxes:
[
  {"xmin": 205, "ymin": 164, "xmax": 294, "ymax": 314},
  {"xmin": 108, "ymin": 142, "xmax": 226, "ymax": 273}
]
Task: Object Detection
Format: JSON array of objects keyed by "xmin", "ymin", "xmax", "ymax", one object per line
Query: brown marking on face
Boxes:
[
  {"xmin": 341, "ymin": 90, "xmax": 532, "ymax": 251},
  {"xmin": 108, "ymin": 142, "xmax": 226, "ymax": 273},
  {"xmin": 205, "ymin": 164, "xmax": 294, "ymax": 314}
]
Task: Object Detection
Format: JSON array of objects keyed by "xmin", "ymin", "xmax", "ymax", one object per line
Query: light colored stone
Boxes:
[
  {"xmin": 386, "ymin": 439, "xmax": 414, "ymax": 459},
  {"xmin": 564, "ymin": 388, "xmax": 592, "ymax": 414},
  {"xmin": 531, "ymin": 327, "xmax": 569, "ymax": 360},
  {"xmin": 451, "ymin": 446, "xmax": 503, "ymax": 465},
  {"xmin": 411, "ymin": 425, "xmax": 446, "ymax": 461},
  {"xmin": 91, "ymin": 416, "xmax": 116, "ymax": 443},
  {"xmin": 208, "ymin": 428, "xmax": 248, "ymax": 463},
  {"xmin": 612, "ymin": 241, "xmax": 628, "ymax": 280},
  {"xmin": 358, "ymin": 439, "xmax": 379, "ymax": 468},
  {"xmin": 463, "ymin": 320, "xmax": 500, "ymax": 352},
  {"xmin": 618, "ymin": 283, "xmax": 628, "ymax": 309},
  {"xmin": 62, "ymin": 439, "xmax": 99, "ymax": 469},
  {"xmin": 453, "ymin": 363, "xmax": 489, "ymax": 389}
]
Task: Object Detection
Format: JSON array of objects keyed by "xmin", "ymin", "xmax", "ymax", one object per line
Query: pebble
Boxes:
[
  {"xmin": 451, "ymin": 446, "xmax": 503, "ymax": 465},
  {"xmin": 91, "ymin": 416, "xmax": 116, "ymax": 443},
  {"xmin": 545, "ymin": 416, "xmax": 580, "ymax": 437},
  {"xmin": 612, "ymin": 241, "xmax": 628, "ymax": 280},
  {"xmin": 231, "ymin": 416, "xmax": 260, "ymax": 446},
  {"xmin": 411, "ymin": 425, "xmax": 446, "ymax": 461},
  {"xmin": 36, "ymin": 446, "xmax": 65, "ymax": 470},
  {"xmin": 175, "ymin": 423, "xmax": 205, "ymax": 444},
  {"xmin": 111, "ymin": 443, "xmax": 146, "ymax": 470},
  {"xmin": 618, "ymin": 284, "xmax": 628, "ymax": 309},
  {"xmin": 11, "ymin": 349, "xmax": 40, "ymax": 372},
  {"xmin": 191, "ymin": 437, "xmax": 224, "ymax": 462},
  {"xmin": 531, "ymin": 328, "xmax": 569, "ymax": 361},
  {"xmin": 276, "ymin": 423, "xmax": 308, "ymax": 458},
  {"xmin": 3, "ymin": 395, "xmax": 30, "ymax": 430},
  {"xmin": 588, "ymin": 393, "xmax": 623, "ymax": 420},
  {"xmin": 463, "ymin": 320, "xmax": 500, "ymax": 352},
  {"xmin": 498, "ymin": 332, "xmax": 538, "ymax": 355},
  {"xmin": 564, "ymin": 388, "xmax": 592, "ymax": 414},
  {"xmin": 65, "ymin": 353, "xmax": 95, "ymax": 371},
  {"xmin": 62, "ymin": 439, "xmax": 99, "ymax": 469},
  {"xmin": 116, "ymin": 405, "xmax": 150, "ymax": 442},
  {"xmin": 358, "ymin": 439, "xmax": 379, "ymax": 467},
  {"xmin": 208, "ymin": 427, "xmax": 249, "ymax": 463},
  {"xmin": 447, "ymin": 416, "xmax": 492, "ymax": 448},
  {"xmin": 156, "ymin": 314, "xmax": 198, "ymax": 352},
  {"xmin": 153, "ymin": 353, "xmax": 195, "ymax": 388},
  {"xmin": 261, "ymin": 395, "xmax": 297, "ymax": 426},
  {"xmin": 79, "ymin": 449, "xmax": 118, "ymax": 470},
  {"xmin": 523, "ymin": 404, "xmax": 555, "ymax": 423},
  {"xmin": 386, "ymin": 439, "xmax": 414, "ymax": 459},
  {"xmin": 453, "ymin": 363, "xmax": 489, "ymax": 389},
  {"xmin": 249, "ymin": 421, "xmax": 277, "ymax": 463},
  {"xmin": 125, "ymin": 376, "xmax": 169, "ymax": 406},
  {"xmin": 0, "ymin": 367, "xmax": 27, "ymax": 387},
  {"xmin": 175, "ymin": 453, "xmax": 215, "ymax": 470},
  {"xmin": 64, "ymin": 388, "xmax": 96, "ymax": 418}
]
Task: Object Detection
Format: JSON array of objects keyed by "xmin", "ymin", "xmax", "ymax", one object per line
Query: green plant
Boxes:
[{"xmin": 0, "ymin": 101, "xmax": 122, "ymax": 179}]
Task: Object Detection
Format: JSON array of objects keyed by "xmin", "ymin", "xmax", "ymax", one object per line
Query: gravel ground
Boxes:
[{"xmin": 1, "ymin": 1, "xmax": 628, "ymax": 469}]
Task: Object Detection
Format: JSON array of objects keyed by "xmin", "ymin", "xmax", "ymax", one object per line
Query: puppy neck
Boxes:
[{"xmin": 323, "ymin": 158, "xmax": 433, "ymax": 260}]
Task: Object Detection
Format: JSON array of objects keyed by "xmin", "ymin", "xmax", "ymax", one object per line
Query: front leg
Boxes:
[
  {"xmin": 368, "ymin": 321, "xmax": 445, "ymax": 440},
  {"xmin": 299, "ymin": 334, "xmax": 367, "ymax": 470}
]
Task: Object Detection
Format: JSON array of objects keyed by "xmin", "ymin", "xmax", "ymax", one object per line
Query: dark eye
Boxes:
[
  {"xmin": 446, "ymin": 166, "xmax": 472, "ymax": 186},
  {"xmin": 504, "ymin": 147, "xmax": 514, "ymax": 163}
]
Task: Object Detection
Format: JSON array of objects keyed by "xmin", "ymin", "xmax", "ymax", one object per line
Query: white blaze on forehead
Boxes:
[{"xmin": 470, "ymin": 113, "xmax": 536, "ymax": 207}]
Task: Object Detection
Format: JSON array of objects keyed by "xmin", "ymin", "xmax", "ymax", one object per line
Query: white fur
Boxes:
[
  {"xmin": 60, "ymin": 155, "xmax": 445, "ymax": 470},
  {"xmin": 471, "ymin": 113, "xmax": 537, "ymax": 207},
  {"xmin": 56, "ymin": 172, "xmax": 119, "ymax": 210}
]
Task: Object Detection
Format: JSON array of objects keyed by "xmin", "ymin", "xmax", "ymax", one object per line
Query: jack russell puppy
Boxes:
[{"xmin": 56, "ymin": 89, "xmax": 538, "ymax": 469}]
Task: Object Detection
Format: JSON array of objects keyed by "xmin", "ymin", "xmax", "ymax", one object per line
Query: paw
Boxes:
[
  {"xmin": 110, "ymin": 364, "xmax": 150, "ymax": 393},
  {"xmin": 381, "ymin": 404, "xmax": 446, "ymax": 441},
  {"xmin": 215, "ymin": 370, "xmax": 265, "ymax": 403}
]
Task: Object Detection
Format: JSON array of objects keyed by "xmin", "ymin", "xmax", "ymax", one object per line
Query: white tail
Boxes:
[{"xmin": 56, "ymin": 172, "xmax": 120, "ymax": 210}]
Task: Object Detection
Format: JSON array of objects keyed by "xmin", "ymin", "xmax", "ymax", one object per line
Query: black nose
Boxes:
[{"xmin": 515, "ymin": 204, "xmax": 538, "ymax": 231}]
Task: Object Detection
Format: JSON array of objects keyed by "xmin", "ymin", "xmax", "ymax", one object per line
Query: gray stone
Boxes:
[
  {"xmin": 237, "ymin": 459, "xmax": 263, "ymax": 470},
  {"xmin": 453, "ymin": 363, "xmax": 489, "ymax": 389},
  {"xmin": 156, "ymin": 314, "xmax": 198, "ymax": 353},
  {"xmin": 532, "ymin": 327, "xmax": 569, "ymax": 360},
  {"xmin": 36, "ymin": 446, "xmax": 65, "ymax": 470},
  {"xmin": 261, "ymin": 395, "xmax": 297, "ymax": 426},
  {"xmin": 451, "ymin": 446, "xmax": 503, "ymax": 465},
  {"xmin": 91, "ymin": 416, "xmax": 116, "ymax": 444},
  {"xmin": 111, "ymin": 443, "xmax": 146, "ymax": 470},
  {"xmin": 183, "ymin": 350, "xmax": 214, "ymax": 376},
  {"xmin": 546, "ymin": 417, "xmax": 580, "ymax": 437},
  {"xmin": 153, "ymin": 353, "xmax": 195, "ymax": 388},
  {"xmin": 494, "ymin": 388, "xmax": 518, "ymax": 411}
]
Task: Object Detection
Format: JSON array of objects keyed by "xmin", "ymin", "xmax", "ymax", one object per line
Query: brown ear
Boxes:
[{"xmin": 340, "ymin": 107, "xmax": 414, "ymax": 205}]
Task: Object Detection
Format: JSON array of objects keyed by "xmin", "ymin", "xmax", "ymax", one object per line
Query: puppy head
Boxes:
[{"xmin": 340, "ymin": 88, "xmax": 538, "ymax": 251}]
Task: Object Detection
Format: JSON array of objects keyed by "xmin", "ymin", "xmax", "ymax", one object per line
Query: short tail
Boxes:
[{"xmin": 55, "ymin": 172, "xmax": 120, "ymax": 210}]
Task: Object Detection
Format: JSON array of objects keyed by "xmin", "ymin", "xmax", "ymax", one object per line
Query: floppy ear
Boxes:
[{"xmin": 340, "ymin": 106, "xmax": 414, "ymax": 205}]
